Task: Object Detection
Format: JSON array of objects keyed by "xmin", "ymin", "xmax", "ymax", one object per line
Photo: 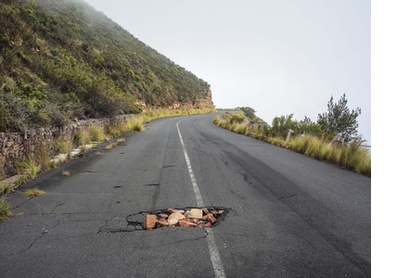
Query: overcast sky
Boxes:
[{"xmin": 83, "ymin": 0, "xmax": 371, "ymax": 144}]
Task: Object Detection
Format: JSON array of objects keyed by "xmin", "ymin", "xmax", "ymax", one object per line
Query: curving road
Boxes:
[{"xmin": 0, "ymin": 113, "xmax": 371, "ymax": 278}]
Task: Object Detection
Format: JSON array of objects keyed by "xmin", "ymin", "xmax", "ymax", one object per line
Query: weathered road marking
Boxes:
[{"xmin": 177, "ymin": 120, "xmax": 226, "ymax": 278}]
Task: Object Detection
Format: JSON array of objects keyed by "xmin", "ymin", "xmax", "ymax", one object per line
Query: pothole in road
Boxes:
[{"xmin": 127, "ymin": 207, "xmax": 227, "ymax": 230}]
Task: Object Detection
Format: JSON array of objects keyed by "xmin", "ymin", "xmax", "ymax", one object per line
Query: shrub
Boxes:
[{"xmin": 231, "ymin": 114, "xmax": 244, "ymax": 124}]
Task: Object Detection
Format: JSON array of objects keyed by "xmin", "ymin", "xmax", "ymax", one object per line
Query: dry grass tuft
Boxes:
[
  {"xmin": 0, "ymin": 182, "xmax": 13, "ymax": 194},
  {"xmin": 24, "ymin": 188, "xmax": 46, "ymax": 197},
  {"xmin": 0, "ymin": 197, "xmax": 11, "ymax": 222},
  {"xmin": 62, "ymin": 171, "xmax": 71, "ymax": 176}
]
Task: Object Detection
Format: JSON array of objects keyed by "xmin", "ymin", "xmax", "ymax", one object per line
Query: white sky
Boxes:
[{"xmin": 83, "ymin": 0, "xmax": 371, "ymax": 144}]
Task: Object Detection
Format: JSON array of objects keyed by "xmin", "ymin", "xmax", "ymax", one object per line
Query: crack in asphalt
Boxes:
[
  {"xmin": 51, "ymin": 202, "xmax": 67, "ymax": 214},
  {"xmin": 18, "ymin": 220, "xmax": 63, "ymax": 254},
  {"xmin": 10, "ymin": 197, "xmax": 32, "ymax": 211},
  {"xmin": 97, "ymin": 217, "xmax": 135, "ymax": 234}
]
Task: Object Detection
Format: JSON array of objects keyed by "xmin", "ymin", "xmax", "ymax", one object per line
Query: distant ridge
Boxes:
[{"xmin": 0, "ymin": 0, "xmax": 214, "ymax": 132}]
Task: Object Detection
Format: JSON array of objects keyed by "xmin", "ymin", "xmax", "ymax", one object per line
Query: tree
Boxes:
[
  {"xmin": 271, "ymin": 114, "xmax": 296, "ymax": 139},
  {"xmin": 317, "ymin": 94, "xmax": 361, "ymax": 142},
  {"xmin": 296, "ymin": 116, "xmax": 323, "ymax": 136}
]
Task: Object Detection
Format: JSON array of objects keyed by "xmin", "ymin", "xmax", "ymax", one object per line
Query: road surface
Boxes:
[{"xmin": 0, "ymin": 113, "xmax": 371, "ymax": 277}]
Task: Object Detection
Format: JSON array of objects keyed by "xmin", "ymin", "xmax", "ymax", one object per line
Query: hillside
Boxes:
[{"xmin": 0, "ymin": 0, "xmax": 213, "ymax": 132}]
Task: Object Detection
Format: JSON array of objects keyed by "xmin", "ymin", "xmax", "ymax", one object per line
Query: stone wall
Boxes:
[{"xmin": 0, "ymin": 115, "xmax": 135, "ymax": 177}]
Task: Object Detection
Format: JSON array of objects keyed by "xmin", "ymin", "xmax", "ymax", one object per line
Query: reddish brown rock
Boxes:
[
  {"xmin": 142, "ymin": 214, "xmax": 158, "ymax": 229},
  {"xmin": 157, "ymin": 219, "xmax": 169, "ymax": 227},
  {"xmin": 168, "ymin": 208, "xmax": 185, "ymax": 214},
  {"xmin": 178, "ymin": 220, "xmax": 197, "ymax": 227},
  {"xmin": 190, "ymin": 218, "xmax": 199, "ymax": 224},
  {"xmin": 139, "ymin": 207, "xmax": 224, "ymax": 230},
  {"xmin": 206, "ymin": 214, "xmax": 217, "ymax": 224},
  {"xmin": 198, "ymin": 222, "xmax": 212, "ymax": 228}
]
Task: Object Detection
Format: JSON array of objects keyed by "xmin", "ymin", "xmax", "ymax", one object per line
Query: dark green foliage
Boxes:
[
  {"xmin": 317, "ymin": 94, "xmax": 361, "ymax": 142},
  {"xmin": 296, "ymin": 116, "xmax": 323, "ymax": 137},
  {"xmin": 0, "ymin": 0, "xmax": 211, "ymax": 131},
  {"xmin": 271, "ymin": 114, "xmax": 296, "ymax": 139},
  {"xmin": 237, "ymin": 107, "xmax": 257, "ymax": 121},
  {"xmin": 270, "ymin": 114, "xmax": 323, "ymax": 139}
]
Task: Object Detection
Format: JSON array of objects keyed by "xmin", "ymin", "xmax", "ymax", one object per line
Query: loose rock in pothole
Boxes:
[{"xmin": 139, "ymin": 207, "xmax": 225, "ymax": 230}]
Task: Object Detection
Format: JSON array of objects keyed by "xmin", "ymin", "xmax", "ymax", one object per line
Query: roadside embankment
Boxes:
[{"xmin": 0, "ymin": 115, "xmax": 135, "ymax": 178}]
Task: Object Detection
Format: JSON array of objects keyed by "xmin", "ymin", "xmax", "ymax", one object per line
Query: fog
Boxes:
[{"xmin": 83, "ymin": 0, "xmax": 371, "ymax": 144}]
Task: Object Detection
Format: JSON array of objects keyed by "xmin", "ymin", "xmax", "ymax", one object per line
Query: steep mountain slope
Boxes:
[{"xmin": 0, "ymin": 0, "xmax": 213, "ymax": 131}]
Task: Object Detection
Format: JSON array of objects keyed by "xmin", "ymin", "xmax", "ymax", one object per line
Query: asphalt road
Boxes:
[{"xmin": 0, "ymin": 113, "xmax": 371, "ymax": 278}]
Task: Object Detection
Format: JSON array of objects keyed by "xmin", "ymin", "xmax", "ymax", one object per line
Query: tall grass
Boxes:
[
  {"xmin": 143, "ymin": 107, "xmax": 216, "ymax": 122},
  {"xmin": 107, "ymin": 117, "xmax": 143, "ymax": 137},
  {"xmin": 25, "ymin": 157, "xmax": 38, "ymax": 179},
  {"xmin": 103, "ymin": 108, "xmax": 215, "ymax": 141},
  {"xmin": 55, "ymin": 136, "xmax": 73, "ymax": 158},
  {"xmin": 126, "ymin": 116, "xmax": 144, "ymax": 132},
  {"xmin": 213, "ymin": 114, "xmax": 371, "ymax": 176},
  {"xmin": 0, "ymin": 196, "xmax": 10, "ymax": 221},
  {"xmin": 35, "ymin": 144, "xmax": 51, "ymax": 172},
  {"xmin": 55, "ymin": 136, "xmax": 68, "ymax": 153},
  {"xmin": 75, "ymin": 129, "xmax": 91, "ymax": 146},
  {"xmin": 339, "ymin": 143, "xmax": 371, "ymax": 175},
  {"xmin": 90, "ymin": 125, "xmax": 106, "ymax": 142},
  {"xmin": 15, "ymin": 156, "xmax": 38, "ymax": 180},
  {"xmin": 0, "ymin": 182, "xmax": 13, "ymax": 194}
]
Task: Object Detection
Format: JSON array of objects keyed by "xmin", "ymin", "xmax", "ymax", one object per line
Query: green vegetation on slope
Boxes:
[{"xmin": 0, "ymin": 0, "xmax": 212, "ymax": 132}]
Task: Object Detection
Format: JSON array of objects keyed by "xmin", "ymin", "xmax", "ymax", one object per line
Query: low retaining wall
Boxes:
[{"xmin": 0, "ymin": 115, "xmax": 135, "ymax": 177}]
